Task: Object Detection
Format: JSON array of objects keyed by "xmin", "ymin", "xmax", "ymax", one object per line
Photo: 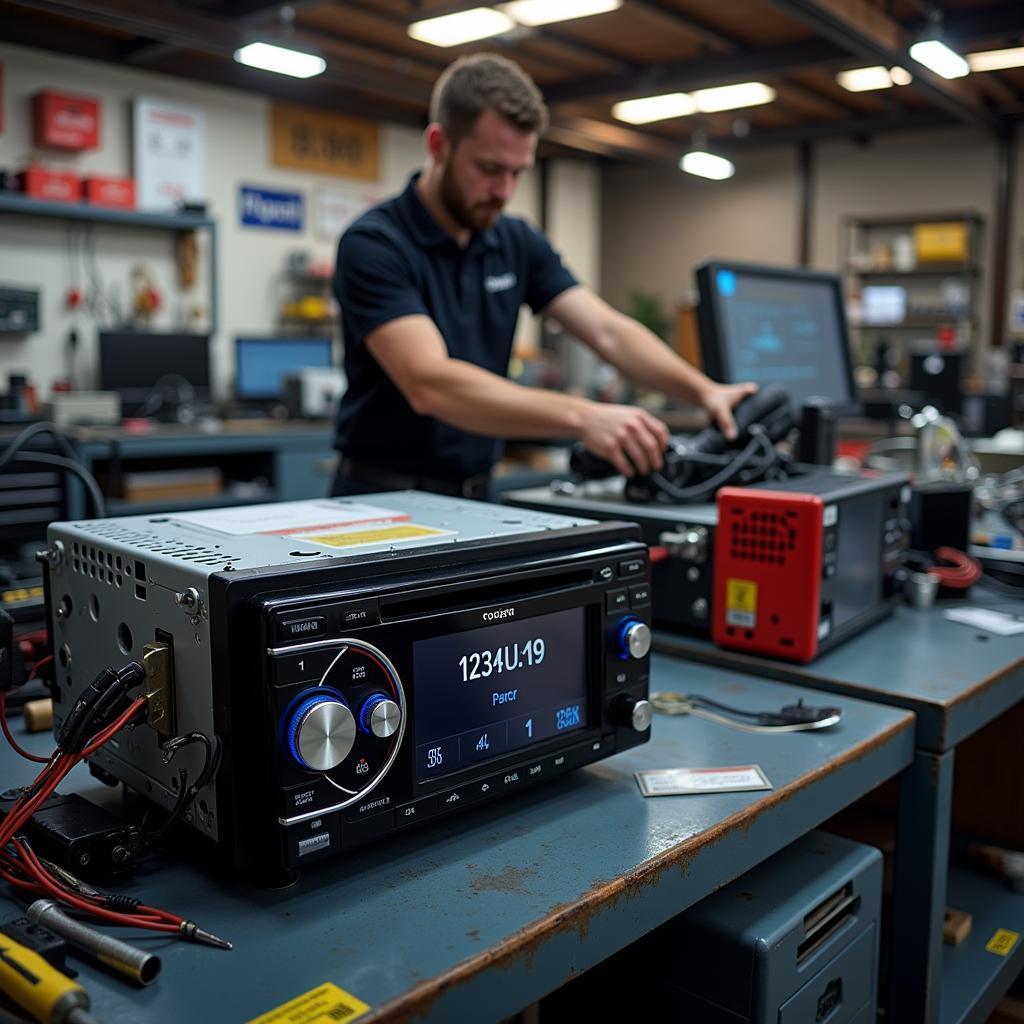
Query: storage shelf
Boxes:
[
  {"xmin": 843, "ymin": 212, "xmax": 984, "ymax": 229},
  {"xmin": 0, "ymin": 192, "xmax": 214, "ymax": 230},
  {"xmin": 939, "ymin": 864, "xmax": 1024, "ymax": 1024},
  {"xmin": 106, "ymin": 491, "xmax": 273, "ymax": 516},
  {"xmin": 852, "ymin": 320, "xmax": 973, "ymax": 330},
  {"xmin": 851, "ymin": 265, "xmax": 979, "ymax": 277}
]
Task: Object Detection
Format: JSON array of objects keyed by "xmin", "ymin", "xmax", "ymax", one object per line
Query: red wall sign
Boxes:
[{"xmin": 32, "ymin": 91, "xmax": 100, "ymax": 151}]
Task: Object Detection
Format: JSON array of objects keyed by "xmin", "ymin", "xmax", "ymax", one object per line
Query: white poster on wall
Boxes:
[
  {"xmin": 313, "ymin": 183, "xmax": 378, "ymax": 241},
  {"xmin": 133, "ymin": 96, "xmax": 206, "ymax": 212}
]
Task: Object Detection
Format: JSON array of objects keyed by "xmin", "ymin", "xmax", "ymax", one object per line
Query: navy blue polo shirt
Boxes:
[{"xmin": 333, "ymin": 174, "xmax": 577, "ymax": 479}]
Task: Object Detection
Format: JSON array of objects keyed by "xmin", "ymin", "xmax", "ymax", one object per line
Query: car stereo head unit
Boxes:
[{"xmin": 43, "ymin": 492, "xmax": 653, "ymax": 879}]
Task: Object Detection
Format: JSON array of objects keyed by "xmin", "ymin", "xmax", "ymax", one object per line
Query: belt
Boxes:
[{"xmin": 339, "ymin": 458, "xmax": 491, "ymax": 500}]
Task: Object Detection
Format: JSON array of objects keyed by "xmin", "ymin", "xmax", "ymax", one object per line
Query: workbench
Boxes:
[
  {"xmin": 653, "ymin": 591, "xmax": 1024, "ymax": 1024},
  {"xmin": 0, "ymin": 656, "xmax": 913, "ymax": 1023},
  {"xmin": 64, "ymin": 421, "xmax": 336, "ymax": 518}
]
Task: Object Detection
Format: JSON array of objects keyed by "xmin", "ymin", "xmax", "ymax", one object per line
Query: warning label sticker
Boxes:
[
  {"xmin": 986, "ymin": 929, "xmax": 1020, "ymax": 956},
  {"xmin": 300, "ymin": 523, "xmax": 453, "ymax": 550},
  {"xmin": 246, "ymin": 982, "xmax": 370, "ymax": 1024},
  {"xmin": 725, "ymin": 578, "xmax": 757, "ymax": 629}
]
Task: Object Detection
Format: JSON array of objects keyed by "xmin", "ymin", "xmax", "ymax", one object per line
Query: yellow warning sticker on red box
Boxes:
[
  {"xmin": 302, "ymin": 523, "xmax": 452, "ymax": 550},
  {"xmin": 985, "ymin": 929, "xmax": 1020, "ymax": 956},
  {"xmin": 246, "ymin": 982, "xmax": 370, "ymax": 1024},
  {"xmin": 725, "ymin": 578, "xmax": 757, "ymax": 629}
]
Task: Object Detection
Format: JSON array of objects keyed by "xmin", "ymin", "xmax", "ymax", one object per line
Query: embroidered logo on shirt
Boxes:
[{"xmin": 484, "ymin": 272, "xmax": 517, "ymax": 294}]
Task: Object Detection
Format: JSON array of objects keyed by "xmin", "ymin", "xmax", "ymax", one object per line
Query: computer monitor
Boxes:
[
  {"xmin": 696, "ymin": 262, "xmax": 858, "ymax": 415},
  {"xmin": 98, "ymin": 331, "xmax": 211, "ymax": 416},
  {"xmin": 234, "ymin": 336, "xmax": 334, "ymax": 403}
]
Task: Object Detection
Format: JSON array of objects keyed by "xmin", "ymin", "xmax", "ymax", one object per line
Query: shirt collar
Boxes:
[{"xmin": 399, "ymin": 173, "xmax": 501, "ymax": 251}]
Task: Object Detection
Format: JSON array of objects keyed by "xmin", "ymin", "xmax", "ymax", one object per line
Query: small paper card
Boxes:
[
  {"xmin": 635, "ymin": 764, "xmax": 772, "ymax": 797},
  {"xmin": 944, "ymin": 607, "xmax": 1024, "ymax": 637}
]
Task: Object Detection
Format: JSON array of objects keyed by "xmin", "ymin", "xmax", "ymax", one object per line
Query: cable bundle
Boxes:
[{"xmin": 0, "ymin": 662, "xmax": 229, "ymax": 948}]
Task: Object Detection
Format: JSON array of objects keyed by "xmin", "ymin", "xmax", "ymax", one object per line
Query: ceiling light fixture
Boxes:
[
  {"xmin": 233, "ymin": 41, "xmax": 326, "ymax": 78},
  {"xmin": 690, "ymin": 82, "xmax": 776, "ymax": 113},
  {"xmin": 836, "ymin": 66, "xmax": 915, "ymax": 92},
  {"xmin": 968, "ymin": 46, "xmax": 1024, "ymax": 73},
  {"xmin": 407, "ymin": 8, "xmax": 515, "ymax": 47},
  {"xmin": 612, "ymin": 81, "xmax": 775, "ymax": 124},
  {"xmin": 909, "ymin": 39, "xmax": 970, "ymax": 78},
  {"xmin": 909, "ymin": 10, "xmax": 969, "ymax": 79},
  {"xmin": 612, "ymin": 92, "xmax": 696, "ymax": 124},
  {"xmin": 497, "ymin": 0, "xmax": 622, "ymax": 27},
  {"xmin": 680, "ymin": 150, "xmax": 735, "ymax": 180}
]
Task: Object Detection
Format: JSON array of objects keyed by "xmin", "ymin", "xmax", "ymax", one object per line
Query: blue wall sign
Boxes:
[{"xmin": 240, "ymin": 186, "xmax": 304, "ymax": 231}]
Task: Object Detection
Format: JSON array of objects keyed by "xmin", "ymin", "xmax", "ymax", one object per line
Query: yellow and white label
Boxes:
[
  {"xmin": 246, "ymin": 982, "xmax": 370, "ymax": 1024},
  {"xmin": 985, "ymin": 929, "xmax": 1020, "ymax": 956},
  {"xmin": 303, "ymin": 524, "xmax": 451, "ymax": 549},
  {"xmin": 725, "ymin": 578, "xmax": 757, "ymax": 629}
]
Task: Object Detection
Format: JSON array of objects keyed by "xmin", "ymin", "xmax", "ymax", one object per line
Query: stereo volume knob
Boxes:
[
  {"xmin": 615, "ymin": 616, "xmax": 652, "ymax": 660},
  {"xmin": 613, "ymin": 694, "xmax": 653, "ymax": 733},
  {"xmin": 287, "ymin": 694, "xmax": 356, "ymax": 772},
  {"xmin": 360, "ymin": 694, "xmax": 402, "ymax": 738}
]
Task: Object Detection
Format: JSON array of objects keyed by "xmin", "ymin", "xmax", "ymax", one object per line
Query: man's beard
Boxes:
[{"xmin": 440, "ymin": 163, "xmax": 503, "ymax": 232}]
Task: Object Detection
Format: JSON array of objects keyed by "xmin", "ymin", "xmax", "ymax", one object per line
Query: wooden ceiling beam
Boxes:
[
  {"xmin": 7, "ymin": 0, "xmax": 430, "ymax": 106},
  {"xmin": 713, "ymin": 108, "xmax": 956, "ymax": 147},
  {"xmin": 550, "ymin": 115, "xmax": 681, "ymax": 159},
  {"xmin": 544, "ymin": 38, "xmax": 848, "ymax": 103},
  {"xmin": 333, "ymin": 0, "xmax": 634, "ymax": 77},
  {"xmin": 762, "ymin": 0, "xmax": 1000, "ymax": 129}
]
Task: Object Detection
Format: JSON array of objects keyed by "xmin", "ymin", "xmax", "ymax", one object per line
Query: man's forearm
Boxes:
[
  {"xmin": 410, "ymin": 357, "xmax": 591, "ymax": 438},
  {"xmin": 597, "ymin": 314, "xmax": 713, "ymax": 404}
]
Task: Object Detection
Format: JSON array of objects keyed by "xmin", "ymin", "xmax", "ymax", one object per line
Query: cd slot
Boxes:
[{"xmin": 380, "ymin": 568, "xmax": 594, "ymax": 621}]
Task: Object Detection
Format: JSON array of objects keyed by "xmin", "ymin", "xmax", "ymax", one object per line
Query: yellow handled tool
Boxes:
[{"xmin": 0, "ymin": 933, "xmax": 97, "ymax": 1024}]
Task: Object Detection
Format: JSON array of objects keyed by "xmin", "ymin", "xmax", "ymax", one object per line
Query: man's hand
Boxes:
[
  {"xmin": 702, "ymin": 382, "xmax": 759, "ymax": 441},
  {"xmin": 578, "ymin": 402, "xmax": 670, "ymax": 478}
]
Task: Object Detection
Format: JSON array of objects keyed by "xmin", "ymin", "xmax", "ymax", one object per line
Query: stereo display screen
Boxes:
[{"xmin": 412, "ymin": 606, "xmax": 588, "ymax": 781}]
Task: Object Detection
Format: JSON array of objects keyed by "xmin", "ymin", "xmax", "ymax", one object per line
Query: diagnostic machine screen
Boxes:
[{"xmin": 711, "ymin": 268, "xmax": 853, "ymax": 410}]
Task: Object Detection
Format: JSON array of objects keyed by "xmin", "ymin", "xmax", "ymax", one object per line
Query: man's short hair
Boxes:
[{"xmin": 430, "ymin": 53, "xmax": 549, "ymax": 143}]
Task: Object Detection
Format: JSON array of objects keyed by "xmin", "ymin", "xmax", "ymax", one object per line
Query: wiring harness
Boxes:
[{"xmin": 0, "ymin": 659, "xmax": 229, "ymax": 949}]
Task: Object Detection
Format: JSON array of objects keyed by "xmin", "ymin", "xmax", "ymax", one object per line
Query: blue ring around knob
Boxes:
[
  {"xmin": 286, "ymin": 691, "xmax": 348, "ymax": 769},
  {"xmin": 359, "ymin": 693, "xmax": 389, "ymax": 735},
  {"xmin": 615, "ymin": 615, "xmax": 642, "ymax": 661}
]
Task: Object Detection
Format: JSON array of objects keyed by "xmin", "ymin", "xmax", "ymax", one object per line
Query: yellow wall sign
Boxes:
[
  {"xmin": 271, "ymin": 102, "xmax": 379, "ymax": 181},
  {"xmin": 246, "ymin": 982, "xmax": 369, "ymax": 1024},
  {"xmin": 985, "ymin": 929, "xmax": 1020, "ymax": 956}
]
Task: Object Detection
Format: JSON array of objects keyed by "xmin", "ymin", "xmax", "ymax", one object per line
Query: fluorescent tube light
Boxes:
[
  {"xmin": 690, "ymin": 82, "xmax": 776, "ymax": 113},
  {"xmin": 498, "ymin": 0, "xmax": 621, "ymax": 27},
  {"xmin": 612, "ymin": 93, "xmax": 695, "ymax": 124},
  {"xmin": 233, "ymin": 42, "xmax": 326, "ymax": 78},
  {"xmin": 968, "ymin": 47, "xmax": 1024, "ymax": 73},
  {"xmin": 837, "ymin": 66, "xmax": 896, "ymax": 92},
  {"xmin": 909, "ymin": 38, "xmax": 970, "ymax": 79},
  {"xmin": 836, "ymin": 66, "xmax": 914, "ymax": 91},
  {"xmin": 407, "ymin": 8, "xmax": 515, "ymax": 47},
  {"xmin": 680, "ymin": 151, "xmax": 735, "ymax": 180}
]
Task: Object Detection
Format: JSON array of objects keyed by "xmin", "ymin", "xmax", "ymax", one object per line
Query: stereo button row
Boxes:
[
  {"xmin": 393, "ymin": 736, "xmax": 617, "ymax": 829},
  {"xmin": 273, "ymin": 599, "xmax": 380, "ymax": 645}
]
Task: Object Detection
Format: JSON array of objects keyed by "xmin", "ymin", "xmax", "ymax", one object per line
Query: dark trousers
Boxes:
[{"xmin": 330, "ymin": 458, "xmax": 492, "ymax": 501}]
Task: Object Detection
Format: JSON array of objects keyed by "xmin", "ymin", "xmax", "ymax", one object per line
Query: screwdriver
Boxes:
[{"xmin": 0, "ymin": 932, "xmax": 98, "ymax": 1024}]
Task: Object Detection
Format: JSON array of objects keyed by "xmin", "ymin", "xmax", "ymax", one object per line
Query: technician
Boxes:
[{"xmin": 332, "ymin": 53, "xmax": 755, "ymax": 499}]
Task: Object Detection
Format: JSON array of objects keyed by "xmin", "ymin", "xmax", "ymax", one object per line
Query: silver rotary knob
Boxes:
[
  {"xmin": 361, "ymin": 695, "xmax": 402, "ymax": 739},
  {"xmin": 630, "ymin": 698, "xmax": 653, "ymax": 732},
  {"xmin": 617, "ymin": 618, "xmax": 652, "ymax": 660},
  {"xmin": 290, "ymin": 695, "xmax": 356, "ymax": 772},
  {"xmin": 613, "ymin": 694, "xmax": 653, "ymax": 733}
]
